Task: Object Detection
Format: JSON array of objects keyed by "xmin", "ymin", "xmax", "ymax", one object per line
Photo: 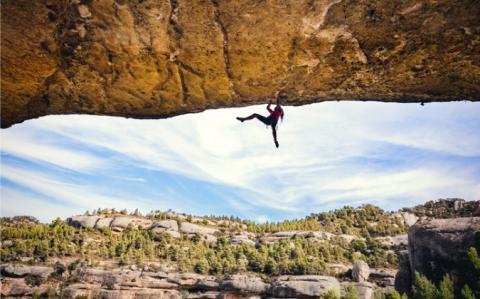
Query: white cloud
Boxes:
[
  {"xmin": 1, "ymin": 164, "xmax": 157, "ymax": 215},
  {"xmin": 0, "ymin": 129, "xmax": 106, "ymax": 172},
  {"xmin": 1, "ymin": 187, "xmax": 78, "ymax": 223},
  {"xmin": 1, "ymin": 101, "xmax": 479, "ymax": 222}
]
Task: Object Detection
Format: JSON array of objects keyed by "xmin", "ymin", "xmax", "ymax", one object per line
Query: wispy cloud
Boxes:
[{"xmin": 1, "ymin": 101, "xmax": 479, "ymax": 222}]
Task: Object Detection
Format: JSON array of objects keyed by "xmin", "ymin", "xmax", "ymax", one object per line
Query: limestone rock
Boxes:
[
  {"xmin": 400, "ymin": 212, "xmax": 419, "ymax": 226},
  {"xmin": 152, "ymin": 220, "xmax": 179, "ymax": 231},
  {"xmin": 230, "ymin": 234, "xmax": 256, "ymax": 247},
  {"xmin": 0, "ymin": 278, "xmax": 32, "ymax": 297},
  {"xmin": 2, "ymin": 240, "xmax": 14, "ymax": 247},
  {"xmin": 67, "ymin": 215, "xmax": 100, "ymax": 228},
  {"xmin": 326, "ymin": 263, "xmax": 351, "ymax": 276},
  {"xmin": 95, "ymin": 217, "xmax": 114, "ymax": 229},
  {"xmin": 271, "ymin": 275, "xmax": 340, "ymax": 298},
  {"xmin": 110, "ymin": 216, "xmax": 153, "ymax": 232},
  {"xmin": 341, "ymin": 281, "xmax": 374, "ymax": 299},
  {"xmin": 1, "ymin": 264, "xmax": 54, "ymax": 279},
  {"xmin": 165, "ymin": 230, "xmax": 181, "ymax": 238},
  {"xmin": 394, "ymin": 250, "xmax": 411, "ymax": 294},
  {"xmin": 369, "ymin": 268, "xmax": 397, "ymax": 287},
  {"xmin": 408, "ymin": 217, "xmax": 480, "ymax": 284},
  {"xmin": 2, "ymin": 0, "xmax": 479, "ymax": 128},
  {"xmin": 221, "ymin": 274, "xmax": 269, "ymax": 294},
  {"xmin": 180, "ymin": 222, "xmax": 218, "ymax": 235},
  {"xmin": 352, "ymin": 260, "xmax": 370, "ymax": 282}
]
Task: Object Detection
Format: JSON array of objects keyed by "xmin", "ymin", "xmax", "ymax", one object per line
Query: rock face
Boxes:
[
  {"xmin": 352, "ymin": 260, "xmax": 370, "ymax": 282},
  {"xmin": 341, "ymin": 281, "xmax": 375, "ymax": 299},
  {"xmin": 2, "ymin": 0, "xmax": 480, "ymax": 128},
  {"xmin": 408, "ymin": 217, "xmax": 480, "ymax": 284},
  {"xmin": 400, "ymin": 212, "xmax": 419, "ymax": 226},
  {"xmin": 221, "ymin": 274, "xmax": 268, "ymax": 294},
  {"xmin": 271, "ymin": 275, "xmax": 341, "ymax": 298},
  {"xmin": 394, "ymin": 250, "xmax": 411, "ymax": 294},
  {"xmin": 179, "ymin": 222, "xmax": 218, "ymax": 235}
]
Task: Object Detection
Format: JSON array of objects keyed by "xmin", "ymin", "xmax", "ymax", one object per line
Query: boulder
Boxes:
[
  {"xmin": 95, "ymin": 217, "xmax": 113, "ymax": 229},
  {"xmin": 230, "ymin": 235, "xmax": 256, "ymax": 247},
  {"xmin": 167, "ymin": 273, "xmax": 213, "ymax": 287},
  {"xmin": 62, "ymin": 283, "xmax": 183, "ymax": 299},
  {"xmin": 400, "ymin": 212, "xmax": 418, "ymax": 226},
  {"xmin": 0, "ymin": 278, "xmax": 32, "ymax": 297},
  {"xmin": 221, "ymin": 274, "xmax": 269, "ymax": 294},
  {"xmin": 341, "ymin": 281, "xmax": 374, "ymax": 299},
  {"xmin": 271, "ymin": 275, "xmax": 340, "ymax": 298},
  {"xmin": 326, "ymin": 263, "xmax": 351, "ymax": 276},
  {"xmin": 309, "ymin": 231, "xmax": 335, "ymax": 241},
  {"xmin": 369, "ymin": 268, "xmax": 397, "ymax": 287},
  {"xmin": 67, "ymin": 215, "xmax": 99, "ymax": 228},
  {"xmin": 165, "ymin": 230, "xmax": 181, "ymax": 239},
  {"xmin": 110, "ymin": 216, "xmax": 153, "ymax": 232},
  {"xmin": 180, "ymin": 222, "xmax": 218, "ymax": 235},
  {"xmin": 2, "ymin": 240, "xmax": 14, "ymax": 247},
  {"xmin": 338, "ymin": 234, "xmax": 357, "ymax": 243},
  {"xmin": 152, "ymin": 220, "xmax": 179, "ymax": 231},
  {"xmin": 1, "ymin": 264, "xmax": 54, "ymax": 279},
  {"xmin": 408, "ymin": 217, "xmax": 480, "ymax": 284},
  {"xmin": 352, "ymin": 260, "xmax": 370, "ymax": 282},
  {"xmin": 202, "ymin": 234, "xmax": 218, "ymax": 243}
]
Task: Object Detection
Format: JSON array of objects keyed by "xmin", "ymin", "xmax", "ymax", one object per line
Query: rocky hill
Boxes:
[
  {"xmin": 1, "ymin": 199, "xmax": 479, "ymax": 298},
  {"xmin": 2, "ymin": 0, "xmax": 480, "ymax": 127}
]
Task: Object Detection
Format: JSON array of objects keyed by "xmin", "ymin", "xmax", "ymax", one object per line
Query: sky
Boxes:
[{"xmin": 1, "ymin": 101, "xmax": 480, "ymax": 223}]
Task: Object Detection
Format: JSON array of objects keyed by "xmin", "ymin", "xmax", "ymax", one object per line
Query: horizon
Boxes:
[
  {"xmin": 2, "ymin": 197, "xmax": 473, "ymax": 225},
  {"xmin": 1, "ymin": 101, "xmax": 480, "ymax": 223}
]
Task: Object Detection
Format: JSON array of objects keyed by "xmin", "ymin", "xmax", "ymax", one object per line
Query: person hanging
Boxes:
[{"xmin": 236, "ymin": 91, "xmax": 286, "ymax": 148}]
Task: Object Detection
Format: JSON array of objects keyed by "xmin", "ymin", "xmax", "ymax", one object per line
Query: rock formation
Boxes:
[
  {"xmin": 2, "ymin": 0, "xmax": 480, "ymax": 128},
  {"xmin": 403, "ymin": 217, "xmax": 480, "ymax": 288},
  {"xmin": 352, "ymin": 260, "xmax": 370, "ymax": 282}
]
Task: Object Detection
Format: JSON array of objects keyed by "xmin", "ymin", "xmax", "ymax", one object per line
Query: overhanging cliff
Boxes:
[{"xmin": 2, "ymin": 0, "xmax": 479, "ymax": 128}]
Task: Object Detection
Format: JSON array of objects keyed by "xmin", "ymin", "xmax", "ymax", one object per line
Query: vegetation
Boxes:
[
  {"xmin": 0, "ymin": 213, "xmax": 398, "ymax": 275},
  {"xmin": 410, "ymin": 231, "xmax": 480, "ymax": 299},
  {"xmin": 311, "ymin": 204, "xmax": 408, "ymax": 237},
  {"xmin": 402, "ymin": 199, "xmax": 478, "ymax": 219}
]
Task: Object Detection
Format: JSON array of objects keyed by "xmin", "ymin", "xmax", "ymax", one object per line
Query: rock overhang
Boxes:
[{"xmin": 1, "ymin": 0, "xmax": 479, "ymax": 128}]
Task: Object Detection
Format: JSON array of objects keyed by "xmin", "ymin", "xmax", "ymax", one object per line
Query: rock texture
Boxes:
[
  {"xmin": 408, "ymin": 217, "xmax": 480, "ymax": 284},
  {"xmin": 2, "ymin": 0, "xmax": 480, "ymax": 128},
  {"xmin": 352, "ymin": 260, "xmax": 370, "ymax": 282}
]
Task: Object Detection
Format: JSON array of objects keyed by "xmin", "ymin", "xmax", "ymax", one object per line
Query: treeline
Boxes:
[
  {"xmin": 402, "ymin": 199, "xmax": 478, "ymax": 219},
  {"xmin": 1, "ymin": 218, "xmax": 398, "ymax": 275},
  {"xmin": 311, "ymin": 204, "xmax": 409, "ymax": 237}
]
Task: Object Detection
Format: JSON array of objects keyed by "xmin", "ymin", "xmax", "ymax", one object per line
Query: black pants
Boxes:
[{"xmin": 252, "ymin": 114, "xmax": 277, "ymax": 127}]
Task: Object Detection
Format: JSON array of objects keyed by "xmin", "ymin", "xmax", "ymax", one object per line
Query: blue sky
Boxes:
[{"xmin": 1, "ymin": 101, "xmax": 480, "ymax": 223}]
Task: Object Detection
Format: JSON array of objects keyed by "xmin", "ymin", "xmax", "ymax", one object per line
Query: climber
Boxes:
[{"xmin": 236, "ymin": 91, "xmax": 285, "ymax": 148}]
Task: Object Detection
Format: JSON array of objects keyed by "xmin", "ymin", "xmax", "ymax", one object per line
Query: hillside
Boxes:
[{"xmin": 1, "ymin": 199, "xmax": 479, "ymax": 298}]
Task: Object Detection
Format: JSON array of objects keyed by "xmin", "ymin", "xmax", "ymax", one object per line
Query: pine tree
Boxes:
[
  {"xmin": 437, "ymin": 274, "xmax": 454, "ymax": 299},
  {"xmin": 461, "ymin": 285, "xmax": 476, "ymax": 299},
  {"xmin": 413, "ymin": 272, "xmax": 438, "ymax": 299}
]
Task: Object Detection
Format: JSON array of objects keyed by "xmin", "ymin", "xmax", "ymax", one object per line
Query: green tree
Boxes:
[
  {"xmin": 461, "ymin": 285, "xmax": 476, "ymax": 299},
  {"xmin": 438, "ymin": 275, "xmax": 454, "ymax": 299},
  {"xmin": 413, "ymin": 272, "xmax": 438, "ymax": 299},
  {"xmin": 322, "ymin": 289, "xmax": 340, "ymax": 299},
  {"xmin": 343, "ymin": 285, "xmax": 360, "ymax": 299},
  {"xmin": 194, "ymin": 258, "xmax": 210, "ymax": 274}
]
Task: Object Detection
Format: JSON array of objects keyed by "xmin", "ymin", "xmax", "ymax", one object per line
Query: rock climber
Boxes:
[{"xmin": 236, "ymin": 91, "xmax": 286, "ymax": 148}]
